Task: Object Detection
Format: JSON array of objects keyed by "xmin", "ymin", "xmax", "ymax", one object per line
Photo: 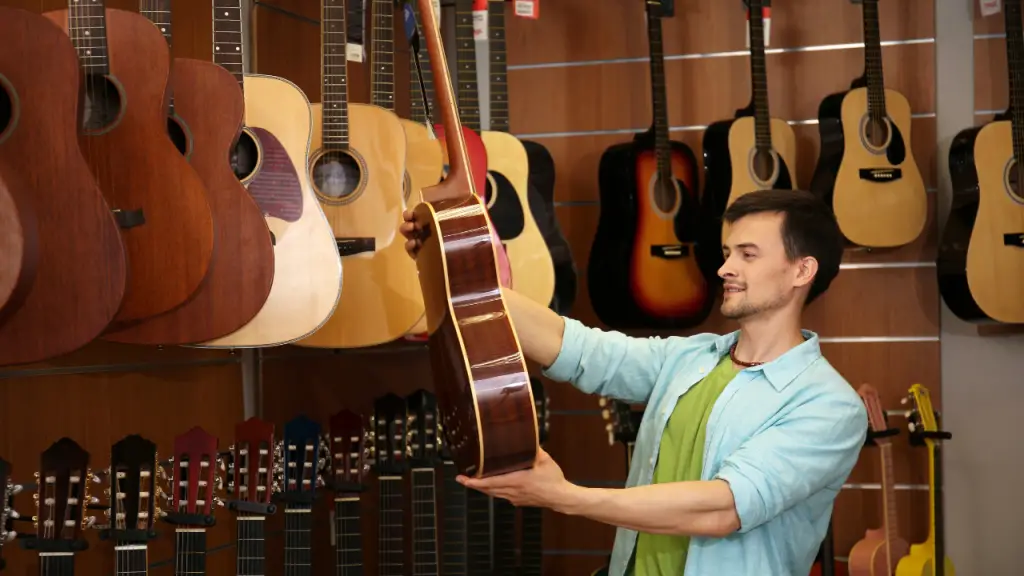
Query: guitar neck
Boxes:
[
  {"xmin": 411, "ymin": 469, "xmax": 439, "ymax": 575},
  {"xmin": 284, "ymin": 503, "xmax": 314, "ymax": 576},
  {"xmin": 861, "ymin": 0, "xmax": 887, "ymax": 120},
  {"xmin": 493, "ymin": 497, "xmax": 517, "ymax": 575},
  {"xmin": 323, "ymin": 0, "xmax": 352, "ymax": 149},
  {"xmin": 453, "ymin": 0, "xmax": 482, "ymax": 131},
  {"xmin": 370, "ymin": 0, "xmax": 395, "ymax": 110},
  {"xmin": 174, "ymin": 529, "xmax": 207, "ymax": 576},
  {"xmin": 138, "ymin": 0, "xmax": 174, "ymax": 112},
  {"xmin": 466, "ymin": 488, "xmax": 492, "ymax": 573},
  {"xmin": 115, "ymin": 543, "xmax": 149, "ymax": 576},
  {"xmin": 236, "ymin": 516, "xmax": 266, "ymax": 576},
  {"xmin": 378, "ymin": 476, "xmax": 405, "ymax": 576},
  {"xmin": 1004, "ymin": 0, "xmax": 1024, "ymax": 161},
  {"xmin": 410, "ymin": 2, "xmax": 437, "ymax": 125},
  {"xmin": 39, "ymin": 553, "xmax": 75, "ymax": 576},
  {"xmin": 747, "ymin": 0, "xmax": 772, "ymax": 152},
  {"xmin": 520, "ymin": 506, "xmax": 543, "ymax": 576},
  {"xmin": 646, "ymin": 7, "xmax": 672, "ymax": 184},
  {"xmin": 334, "ymin": 496, "xmax": 363, "ymax": 576},
  {"xmin": 878, "ymin": 442, "xmax": 901, "ymax": 567},
  {"xmin": 441, "ymin": 462, "xmax": 468, "ymax": 575},
  {"xmin": 487, "ymin": 0, "xmax": 509, "ymax": 132},
  {"xmin": 212, "ymin": 0, "xmax": 245, "ymax": 91},
  {"xmin": 929, "ymin": 440, "xmax": 946, "ymax": 576},
  {"xmin": 67, "ymin": 0, "xmax": 111, "ymax": 75}
]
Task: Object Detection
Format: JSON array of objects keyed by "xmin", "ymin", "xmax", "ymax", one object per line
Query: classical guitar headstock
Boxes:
[
  {"xmin": 30, "ymin": 438, "xmax": 95, "ymax": 552},
  {"xmin": 327, "ymin": 409, "xmax": 372, "ymax": 492},
  {"xmin": 857, "ymin": 384, "xmax": 891, "ymax": 438},
  {"xmin": 0, "ymin": 457, "xmax": 24, "ymax": 569},
  {"xmin": 101, "ymin": 435, "xmax": 160, "ymax": 542},
  {"xmin": 275, "ymin": 415, "xmax": 325, "ymax": 506},
  {"xmin": 531, "ymin": 378, "xmax": 551, "ymax": 445},
  {"xmin": 227, "ymin": 417, "xmax": 278, "ymax": 516},
  {"xmin": 902, "ymin": 383, "xmax": 949, "ymax": 447},
  {"xmin": 599, "ymin": 397, "xmax": 642, "ymax": 447},
  {"xmin": 163, "ymin": 427, "xmax": 219, "ymax": 528},
  {"xmin": 406, "ymin": 389, "xmax": 441, "ymax": 468},
  {"xmin": 374, "ymin": 393, "xmax": 410, "ymax": 476}
]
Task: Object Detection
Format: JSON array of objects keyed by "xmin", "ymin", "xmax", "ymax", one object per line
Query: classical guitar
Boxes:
[
  {"xmin": 938, "ymin": 0, "xmax": 1024, "ymax": 324},
  {"xmin": 0, "ymin": 457, "xmax": 22, "ymax": 572},
  {"xmin": 98, "ymin": 435, "xmax": 159, "ymax": 576},
  {"xmin": 44, "ymin": 0, "xmax": 215, "ymax": 327},
  {"xmin": 163, "ymin": 427, "xmax": 220, "ymax": 576},
  {"xmin": 410, "ymin": 0, "xmax": 538, "ymax": 478},
  {"xmin": 326, "ymin": 409, "xmax": 371, "ymax": 575},
  {"xmin": 440, "ymin": 424, "xmax": 469, "ymax": 575},
  {"xmin": 848, "ymin": 384, "xmax": 910, "ymax": 576},
  {"xmin": 407, "ymin": 390, "xmax": 442, "ymax": 575},
  {"xmin": 0, "ymin": 173, "xmax": 36, "ymax": 325},
  {"xmin": 895, "ymin": 384, "xmax": 955, "ymax": 576},
  {"xmin": 295, "ymin": 0, "xmax": 424, "ymax": 349},
  {"xmin": 375, "ymin": 394, "xmax": 410, "ymax": 576},
  {"xmin": 225, "ymin": 418, "xmax": 278, "ymax": 576},
  {"xmin": 0, "ymin": 7, "xmax": 126, "ymax": 366},
  {"xmin": 701, "ymin": 0, "xmax": 797, "ymax": 251},
  {"xmin": 809, "ymin": 0, "xmax": 926, "ymax": 249},
  {"xmin": 520, "ymin": 378, "xmax": 551, "ymax": 576},
  {"xmin": 24, "ymin": 438, "xmax": 96, "ymax": 575},
  {"xmin": 275, "ymin": 416, "xmax": 325, "ymax": 576},
  {"xmin": 591, "ymin": 0, "xmax": 712, "ymax": 330},
  {"xmin": 104, "ymin": 0, "xmax": 276, "ymax": 345},
  {"xmin": 198, "ymin": 0, "xmax": 343, "ymax": 348}
]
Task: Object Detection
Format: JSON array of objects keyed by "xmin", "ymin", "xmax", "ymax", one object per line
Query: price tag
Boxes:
[
  {"xmin": 980, "ymin": 0, "xmax": 1001, "ymax": 16},
  {"xmin": 515, "ymin": 0, "xmax": 539, "ymax": 19},
  {"xmin": 744, "ymin": 7, "xmax": 771, "ymax": 48},
  {"xmin": 473, "ymin": 9, "xmax": 487, "ymax": 40},
  {"xmin": 346, "ymin": 43, "xmax": 364, "ymax": 62}
]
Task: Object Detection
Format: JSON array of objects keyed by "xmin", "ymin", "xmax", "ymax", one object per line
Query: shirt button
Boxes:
[{"xmin": 699, "ymin": 367, "xmax": 705, "ymax": 373}]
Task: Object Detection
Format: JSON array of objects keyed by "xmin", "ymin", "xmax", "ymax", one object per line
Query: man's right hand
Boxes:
[{"xmin": 400, "ymin": 209, "xmax": 421, "ymax": 260}]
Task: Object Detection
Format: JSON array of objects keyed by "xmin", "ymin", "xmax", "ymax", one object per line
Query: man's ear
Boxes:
[{"xmin": 794, "ymin": 256, "xmax": 818, "ymax": 289}]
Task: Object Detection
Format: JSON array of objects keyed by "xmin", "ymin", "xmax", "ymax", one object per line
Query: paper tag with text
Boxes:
[
  {"xmin": 744, "ymin": 7, "xmax": 771, "ymax": 48},
  {"xmin": 346, "ymin": 43, "xmax": 364, "ymax": 62},
  {"xmin": 515, "ymin": 0, "xmax": 539, "ymax": 19},
  {"xmin": 473, "ymin": 9, "xmax": 487, "ymax": 40},
  {"xmin": 980, "ymin": 0, "xmax": 1001, "ymax": 16}
]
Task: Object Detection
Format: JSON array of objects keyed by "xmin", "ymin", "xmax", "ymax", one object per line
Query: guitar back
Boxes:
[
  {"xmin": 0, "ymin": 172, "xmax": 37, "ymax": 324},
  {"xmin": 0, "ymin": 7, "xmax": 127, "ymax": 366}
]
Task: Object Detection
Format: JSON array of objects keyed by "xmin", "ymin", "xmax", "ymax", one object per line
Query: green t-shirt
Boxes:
[{"xmin": 633, "ymin": 354, "xmax": 738, "ymax": 576}]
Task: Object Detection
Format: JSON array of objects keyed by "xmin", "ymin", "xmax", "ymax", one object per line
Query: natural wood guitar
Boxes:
[
  {"xmin": 0, "ymin": 173, "xmax": 36, "ymax": 324},
  {"xmin": 848, "ymin": 384, "xmax": 910, "ymax": 576},
  {"xmin": 294, "ymin": 0, "xmax": 422, "ymax": 349},
  {"xmin": 591, "ymin": 0, "xmax": 713, "ymax": 330},
  {"xmin": 701, "ymin": 0, "xmax": 796, "ymax": 250},
  {"xmin": 410, "ymin": 0, "xmax": 538, "ymax": 478},
  {"xmin": 196, "ymin": 0, "xmax": 343, "ymax": 348},
  {"xmin": 809, "ymin": 0, "xmax": 926, "ymax": 248},
  {"xmin": 0, "ymin": 7, "xmax": 127, "ymax": 366},
  {"xmin": 937, "ymin": 0, "xmax": 1024, "ymax": 324},
  {"xmin": 44, "ymin": 0, "xmax": 216, "ymax": 327}
]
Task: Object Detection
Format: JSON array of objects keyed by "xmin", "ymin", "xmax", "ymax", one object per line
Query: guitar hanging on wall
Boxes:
[
  {"xmin": 809, "ymin": 0, "xmax": 927, "ymax": 249},
  {"xmin": 589, "ymin": 0, "xmax": 713, "ymax": 331},
  {"xmin": 938, "ymin": 0, "xmax": 1024, "ymax": 325}
]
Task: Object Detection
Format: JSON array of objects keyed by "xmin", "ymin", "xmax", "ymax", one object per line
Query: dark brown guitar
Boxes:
[
  {"xmin": 0, "ymin": 7, "xmax": 127, "ymax": 367},
  {"xmin": 0, "ymin": 172, "xmax": 37, "ymax": 324},
  {"xmin": 103, "ymin": 0, "xmax": 275, "ymax": 345},
  {"xmin": 410, "ymin": 0, "xmax": 538, "ymax": 479},
  {"xmin": 44, "ymin": 0, "xmax": 215, "ymax": 327}
]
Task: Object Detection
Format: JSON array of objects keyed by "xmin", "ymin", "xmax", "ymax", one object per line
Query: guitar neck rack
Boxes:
[
  {"xmin": 864, "ymin": 426, "xmax": 899, "ymax": 446},
  {"xmin": 909, "ymin": 429, "xmax": 953, "ymax": 447}
]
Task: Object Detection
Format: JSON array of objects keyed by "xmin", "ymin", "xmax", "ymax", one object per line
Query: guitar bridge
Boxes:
[
  {"xmin": 858, "ymin": 168, "xmax": 902, "ymax": 182},
  {"xmin": 335, "ymin": 237, "xmax": 376, "ymax": 256},
  {"xmin": 1004, "ymin": 233, "xmax": 1024, "ymax": 248},
  {"xmin": 650, "ymin": 245, "xmax": 689, "ymax": 259}
]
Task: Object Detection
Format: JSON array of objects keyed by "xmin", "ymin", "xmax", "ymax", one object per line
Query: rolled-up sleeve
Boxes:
[
  {"xmin": 541, "ymin": 317, "xmax": 675, "ymax": 404},
  {"xmin": 713, "ymin": 392, "xmax": 867, "ymax": 533}
]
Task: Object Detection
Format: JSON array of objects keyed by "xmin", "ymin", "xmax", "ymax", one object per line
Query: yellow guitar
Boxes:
[
  {"xmin": 295, "ymin": 0, "xmax": 425, "ymax": 349},
  {"xmin": 895, "ymin": 384, "xmax": 955, "ymax": 576}
]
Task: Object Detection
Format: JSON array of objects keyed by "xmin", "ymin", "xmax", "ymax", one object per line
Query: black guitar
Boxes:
[{"xmin": 99, "ymin": 435, "xmax": 160, "ymax": 576}]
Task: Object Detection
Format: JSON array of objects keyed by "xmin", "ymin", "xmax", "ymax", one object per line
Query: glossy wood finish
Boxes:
[
  {"xmin": 412, "ymin": 0, "xmax": 537, "ymax": 478},
  {"xmin": 0, "ymin": 173, "xmax": 37, "ymax": 323},
  {"xmin": 44, "ymin": 6, "xmax": 214, "ymax": 326},
  {"xmin": 104, "ymin": 57, "xmax": 276, "ymax": 344},
  {"xmin": 0, "ymin": 7, "xmax": 127, "ymax": 366}
]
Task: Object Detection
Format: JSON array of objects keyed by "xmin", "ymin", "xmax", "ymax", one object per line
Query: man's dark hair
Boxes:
[{"xmin": 722, "ymin": 189, "xmax": 843, "ymax": 305}]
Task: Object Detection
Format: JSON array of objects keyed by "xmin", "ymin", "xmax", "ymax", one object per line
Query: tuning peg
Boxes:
[
  {"xmin": 0, "ymin": 529, "xmax": 16, "ymax": 543},
  {"xmin": 6, "ymin": 509, "xmax": 18, "ymax": 521},
  {"xmin": 213, "ymin": 496, "xmax": 225, "ymax": 508},
  {"xmin": 601, "ymin": 409, "xmax": 610, "ymax": 420},
  {"xmin": 598, "ymin": 397, "xmax": 607, "ymax": 407},
  {"xmin": 83, "ymin": 516, "xmax": 97, "ymax": 529},
  {"xmin": 10, "ymin": 483, "xmax": 22, "ymax": 496}
]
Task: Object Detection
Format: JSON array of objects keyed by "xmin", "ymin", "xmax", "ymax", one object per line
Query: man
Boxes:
[{"xmin": 400, "ymin": 189, "xmax": 868, "ymax": 575}]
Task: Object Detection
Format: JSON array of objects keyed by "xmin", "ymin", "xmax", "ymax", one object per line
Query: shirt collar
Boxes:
[{"xmin": 711, "ymin": 329, "xmax": 822, "ymax": 392}]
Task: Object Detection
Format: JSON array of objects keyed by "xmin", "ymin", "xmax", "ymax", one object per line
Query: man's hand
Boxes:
[
  {"xmin": 457, "ymin": 448, "xmax": 580, "ymax": 512},
  {"xmin": 399, "ymin": 209, "xmax": 421, "ymax": 259}
]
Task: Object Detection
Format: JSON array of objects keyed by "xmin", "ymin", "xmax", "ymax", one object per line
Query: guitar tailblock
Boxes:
[{"xmin": 858, "ymin": 168, "xmax": 902, "ymax": 182}]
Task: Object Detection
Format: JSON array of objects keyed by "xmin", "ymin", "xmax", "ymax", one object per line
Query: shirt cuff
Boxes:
[
  {"xmin": 541, "ymin": 316, "xmax": 584, "ymax": 383},
  {"xmin": 714, "ymin": 465, "xmax": 765, "ymax": 534}
]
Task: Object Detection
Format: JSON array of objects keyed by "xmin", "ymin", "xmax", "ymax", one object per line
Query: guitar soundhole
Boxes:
[
  {"xmin": 0, "ymin": 77, "xmax": 13, "ymax": 143},
  {"xmin": 751, "ymin": 148, "xmax": 776, "ymax": 183},
  {"xmin": 652, "ymin": 178, "xmax": 678, "ymax": 215},
  {"xmin": 166, "ymin": 116, "xmax": 189, "ymax": 157},
  {"xmin": 231, "ymin": 129, "xmax": 260, "ymax": 181},
  {"xmin": 865, "ymin": 116, "xmax": 890, "ymax": 149},
  {"xmin": 311, "ymin": 150, "xmax": 363, "ymax": 204},
  {"xmin": 81, "ymin": 74, "xmax": 123, "ymax": 134},
  {"xmin": 1006, "ymin": 158, "xmax": 1024, "ymax": 204}
]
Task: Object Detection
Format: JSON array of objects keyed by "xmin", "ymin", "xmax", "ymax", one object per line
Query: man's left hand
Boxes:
[{"xmin": 457, "ymin": 448, "xmax": 579, "ymax": 511}]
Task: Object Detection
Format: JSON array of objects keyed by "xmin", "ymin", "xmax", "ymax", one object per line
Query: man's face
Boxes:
[{"xmin": 718, "ymin": 212, "xmax": 811, "ymax": 320}]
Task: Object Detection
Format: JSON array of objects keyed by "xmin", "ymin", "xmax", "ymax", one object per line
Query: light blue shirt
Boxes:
[{"xmin": 543, "ymin": 317, "xmax": 867, "ymax": 576}]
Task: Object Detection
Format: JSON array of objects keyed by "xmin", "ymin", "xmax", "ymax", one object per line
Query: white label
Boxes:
[
  {"xmin": 472, "ymin": 9, "xmax": 487, "ymax": 40},
  {"xmin": 744, "ymin": 11, "xmax": 771, "ymax": 48},
  {"xmin": 515, "ymin": 0, "xmax": 537, "ymax": 18},
  {"xmin": 346, "ymin": 43, "xmax": 364, "ymax": 62},
  {"xmin": 980, "ymin": 0, "xmax": 1001, "ymax": 16}
]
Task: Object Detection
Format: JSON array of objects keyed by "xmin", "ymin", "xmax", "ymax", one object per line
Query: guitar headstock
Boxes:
[
  {"xmin": 328, "ymin": 409, "xmax": 372, "ymax": 492},
  {"xmin": 599, "ymin": 397, "xmax": 642, "ymax": 447},
  {"xmin": 164, "ymin": 427, "xmax": 219, "ymax": 527},
  {"xmin": 903, "ymin": 383, "xmax": 945, "ymax": 446},
  {"xmin": 406, "ymin": 389, "xmax": 441, "ymax": 467},
  {"xmin": 103, "ymin": 435, "xmax": 159, "ymax": 541},
  {"xmin": 857, "ymin": 384, "xmax": 889, "ymax": 435},
  {"xmin": 374, "ymin": 393, "xmax": 410, "ymax": 475},
  {"xmin": 275, "ymin": 415, "xmax": 324, "ymax": 506},
  {"xmin": 0, "ymin": 458, "xmax": 24, "ymax": 568},
  {"xmin": 531, "ymin": 378, "xmax": 550, "ymax": 445},
  {"xmin": 31, "ymin": 438, "xmax": 94, "ymax": 551},
  {"xmin": 227, "ymin": 417, "xmax": 277, "ymax": 516}
]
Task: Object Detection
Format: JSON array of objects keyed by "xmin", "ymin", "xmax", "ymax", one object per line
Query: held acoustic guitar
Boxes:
[
  {"xmin": 848, "ymin": 384, "xmax": 910, "ymax": 576},
  {"xmin": 197, "ymin": 0, "xmax": 343, "ymax": 348},
  {"xmin": 701, "ymin": 0, "xmax": 796, "ymax": 251},
  {"xmin": 590, "ymin": 0, "xmax": 713, "ymax": 330},
  {"xmin": 295, "ymin": 0, "xmax": 424, "ymax": 349},
  {"xmin": 105, "ymin": 0, "xmax": 276, "ymax": 345},
  {"xmin": 938, "ymin": 0, "xmax": 1024, "ymax": 324},
  {"xmin": 44, "ymin": 0, "xmax": 215, "ymax": 327},
  {"xmin": 0, "ymin": 7, "xmax": 127, "ymax": 367},
  {"xmin": 410, "ymin": 0, "xmax": 538, "ymax": 478},
  {"xmin": 0, "ymin": 173, "xmax": 37, "ymax": 325},
  {"xmin": 809, "ymin": 0, "xmax": 926, "ymax": 248},
  {"xmin": 895, "ymin": 384, "xmax": 955, "ymax": 576}
]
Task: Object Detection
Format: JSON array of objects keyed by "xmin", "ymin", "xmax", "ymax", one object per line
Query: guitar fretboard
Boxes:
[
  {"xmin": 466, "ymin": 489, "xmax": 492, "ymax": 573},
  {"xmin": 493, "ymin": 497, "xmax": 517, "ymax": 575},
  {"xmin": 487, "ymin": 0, "xmax": 509, "ymax": 133},
  {"xmin": 236, "ymin": 516, "xmax": 266, "ymax": 576},
  {"xmin": 454, "ymin": 0, "xmax": 481, "ymax": 130},
  {"xmin": 1004, "ymin": 0, "xmax": 1024, "ymax": 163},
  {"xmin": 410, "ymin": 1, "xmax": 437, "ymax": 125},
  {"xmin": 322, "ymin": 0, "xmax": 351, "ymax": 149},
  {"xmin": 212, "ymin": 0, "xmax": 245, "ymax": 90},
  {"xmin": 67, "ymin": 0, "xmax": 110, "ymax": 75},
  {"xmin": 139, "ymin": 0, "xmax": 175, "ymax": 113},
  {"xmin": 878, "ymin": 442, "xmax": 901, "ymax": 567},
  {"xmin": 646, "ymin": 5, "xmax": 674, "ymax": 191},
  {"xmin": 747, "ymin": 0, "xmax": 772, "ymax": 152},
  {"xmin": 371, "ymin": 0, "xmax": 395, "ymax": 110},
  {"xmin": 378, "ymin": 477, "xmax": 405, "ymax": 576},
  {"xmin": 115, "ymin": 543, "xmax": 148, "ymax": 576},
  {"xmin": 284, "ymin": 503, "xmax": 314, "ymax": 576},
  {"xmin": 440, "ymin": 462, "xmax": 467, "ymax": 575},
  {"xmin": 40, "ymin": 553, "xmax": 76, "ymax": 576},
  {"xmin": 411, "ymin": 469, "xmax": 439, "ymax": 575},
  {"xmin": 520, "ymin": 507, "xmax": 543, "ymax": 576},
  {"xmin": 174, "ymin": 528, "xmax": 207, "ymax": 576},
  {"xmin": 334, "ymin": 497, "xmax": 363, "ymax": 576},
  {"xmin": 861, "ymin": 0, "xmax": 888, "ymax": 121}
]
